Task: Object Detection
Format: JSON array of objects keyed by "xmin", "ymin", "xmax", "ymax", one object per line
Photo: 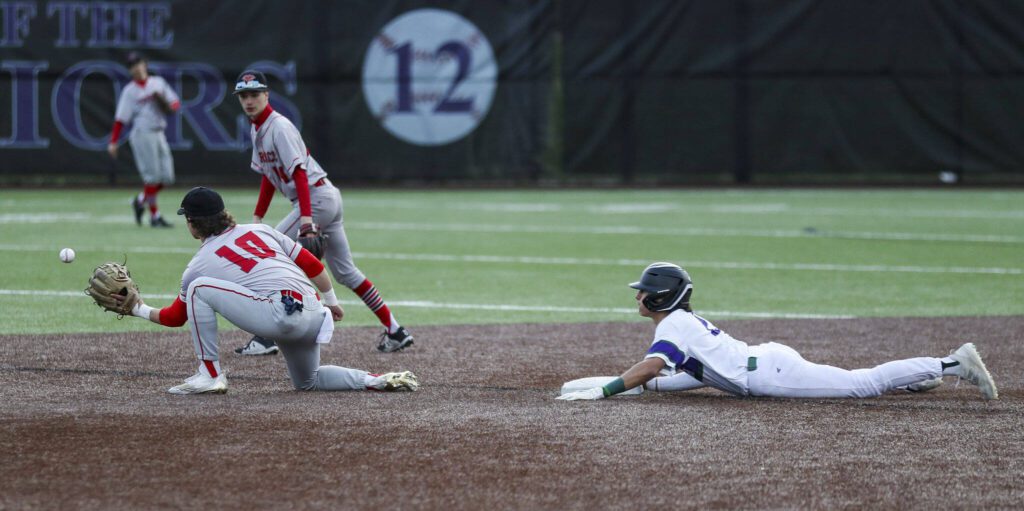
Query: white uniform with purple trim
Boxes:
[
  {"xmin": 643, "ymin": 310, "xmax": 943, "ymax": 398},
  {"xmin": 249, "ymin": 110, "xmax": 366, "ymax": 289},
  {"xmin": 179, "ymin": 223, "xmax": 367, "ymax": 391},
  {"xmin": 114, "ymin": 77, "xmax": 178, "ymax": 184}
]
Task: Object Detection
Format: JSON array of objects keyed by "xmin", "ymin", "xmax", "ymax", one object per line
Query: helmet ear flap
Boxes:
[
  {"xmin": 676, "ymin": 288, "xmax": 693, "ymax": 311},
  {"xmin": 641, "ymin": 291, "xmax": 670, "ymax": 311}
]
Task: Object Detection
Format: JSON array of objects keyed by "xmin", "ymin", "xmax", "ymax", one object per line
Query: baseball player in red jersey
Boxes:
[
  {"xmin": 113, "ymin": 187, "xmax": 418, "ymax": 394},
  {"xmin": 231, "ymin": 70, "xmax": 415, "ymax": 355},
  {"xmin": 108, "ymin": 52, "xmax": 179, "ymax": 228},
  {"xmin": 558, "ymin": 262, "xmax": 998, "ymax": 402}
]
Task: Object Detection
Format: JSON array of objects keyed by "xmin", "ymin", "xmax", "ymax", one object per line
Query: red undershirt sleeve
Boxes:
[
  {"xmin": 253, "ymin": 175, "xmax": 275, "ymax": 218},
  {"xmin": 110, "ymin": 121, "xmax": 124, "ymax": 143},
  {"xmin": 293, "ymin": 167, "xmax": 312, "ymax": 217},
  {"xmin": 294, "ymin": 247, "xmax": 325, "ymax": 278},
  {"xmin": 158, "ymin": 297, "xmax": 188, "ymax": 327}
]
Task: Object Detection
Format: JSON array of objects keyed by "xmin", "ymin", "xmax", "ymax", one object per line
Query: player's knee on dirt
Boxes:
[{"xmin": 291, "ymin": 375, "xmax": 318, "ymax": 391}]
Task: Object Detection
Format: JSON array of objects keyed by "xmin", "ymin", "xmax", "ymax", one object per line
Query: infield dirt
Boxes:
[{"xmin": 2, "ymin": 316, "xmax": 1021, "ymax": 510}]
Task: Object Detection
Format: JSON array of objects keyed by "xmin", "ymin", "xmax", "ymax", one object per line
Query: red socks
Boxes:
[
  {"xmin": 353, "ymin": 279, "xmax": 396, "ymax": 332},
  {"xmin": 142, "ymin": 184, "xmax": 164, "ymax": 215}
]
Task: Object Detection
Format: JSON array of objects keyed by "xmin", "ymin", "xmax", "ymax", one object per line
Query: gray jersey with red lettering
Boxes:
[
  {"xmin": 179, "ymin": 223, "xmax": 316, "ymax": 303},
  {"xmin": 249, "ymin": 110, "xmax": 328, "ymax": 202}
]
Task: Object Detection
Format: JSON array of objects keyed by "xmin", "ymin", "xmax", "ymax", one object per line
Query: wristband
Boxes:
[
  {"xmin": 601, "ymin": 377, "xmax": 626, "ymax": 397},
  {"xmin": 321, "ymin": 287, "xmax": 339, "ymax": 306},
  {"xmin": 132, "ymin": 303, "xmax": 154, "ymax": 320}
]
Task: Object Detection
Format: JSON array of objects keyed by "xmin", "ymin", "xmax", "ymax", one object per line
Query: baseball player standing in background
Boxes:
[
  {"xmin": 110, "ymin": 186, "xmax": 419, "ymax": 394},
  {"xmin": 231, "ymin": 70, "xmax": 414, "ymax": 356},
  {"xmin": 107, "ymin": 52, "xmax": 179, "ymax": 228},
  {"xmin": 558, "ymin": 262, "xmax": 998, "ymax": 402}
]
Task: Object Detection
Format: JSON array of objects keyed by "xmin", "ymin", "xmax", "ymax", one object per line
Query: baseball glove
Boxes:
[
  {"xmin": 151, "ymin": 93, "xmax": 173, "ymax": 115},
  {"xmin": 85, "ymin": 262, "xmax": 141, "ymax": 317},
  {"xmin": 297, "ymin": 223, "xmax": 328, "ymax": 260}
]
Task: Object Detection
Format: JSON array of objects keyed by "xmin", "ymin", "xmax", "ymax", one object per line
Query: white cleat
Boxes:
[
  {"xmin": 898, "ymin": 377, "xmax": 944, "ymax": 393},
  {"xmin": 949, "ymin": 343, "xmax": 998, "ymax": 400},
  {"xmin": 168, "ymin": 372, "xmax": 228, "ymax": 395},
  {"xmin": 367, "ymin": 371, "xmax": 419, "ymax": 392}
]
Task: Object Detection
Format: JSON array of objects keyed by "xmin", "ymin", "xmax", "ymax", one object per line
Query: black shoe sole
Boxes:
[{"xmin": 378, "ymin": 339, "xmax": 414, "ymax": 353}]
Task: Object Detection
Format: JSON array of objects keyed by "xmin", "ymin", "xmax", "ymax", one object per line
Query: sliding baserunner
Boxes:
[{"xmin": 558, "ymin": 262, "xmax": 997, "ymax": 402}]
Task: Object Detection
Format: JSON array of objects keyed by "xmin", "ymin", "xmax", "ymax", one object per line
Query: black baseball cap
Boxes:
[
  {"xmin": 126, "ymin": 52, "xmax": 146, "ymax": 67},
  {"xmin": 177, "ymin": 187, "xmax": 225, "ymax": 218},
  {"xmin": 233, "ymin": 70, "xmax": 269, "ymax": 94}
]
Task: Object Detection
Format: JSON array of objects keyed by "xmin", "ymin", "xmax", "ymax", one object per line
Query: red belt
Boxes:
[{"xmin": 313, "ymin": 178, "xmax": 328, "ymax": 187}]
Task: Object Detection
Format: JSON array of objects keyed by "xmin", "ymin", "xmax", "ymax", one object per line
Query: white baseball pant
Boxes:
[
  {"xmin": 746, "ymin": 342, "xmax": 943, "ymax": 398},
  {"xmin": 646, "ymin": 342, "xmax": 943, "ymax": 398}
]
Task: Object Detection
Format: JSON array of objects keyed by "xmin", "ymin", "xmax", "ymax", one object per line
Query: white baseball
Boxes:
[{"xmin": 59, "ymin": 248, "xmax": 76, "ymax": 263}]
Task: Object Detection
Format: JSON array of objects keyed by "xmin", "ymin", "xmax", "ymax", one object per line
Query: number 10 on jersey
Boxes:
[{"xmin": 215, "ymin": 232, "xmax": 276, "ymax": 273}]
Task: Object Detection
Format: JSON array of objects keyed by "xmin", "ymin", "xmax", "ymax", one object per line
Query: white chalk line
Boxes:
[
  {"xmin": 345, "ymin": 199, "xmax": 1024, "ymax": 220},
  {"xmin": 1, "ymin": 213, "xmax": 1022, "ymax": 243},
  {"xmin": 350, "ymin": 252, "xmax": 1023, "ymax": 275},
  {"xmin": 0, "ymin": 289, "xmax": 852, "ymax": 320},
  {"xmin": 353, "ymin": 222, "xmax": 1024, "ymax": 244},
  {"xmin": 0, "ymin": 244, "xmax": 1019, "ymax": 275}
]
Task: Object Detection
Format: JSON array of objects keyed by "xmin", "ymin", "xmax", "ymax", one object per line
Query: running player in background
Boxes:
[
  {"xmin": 558, "ymin": 262, "xmax": 998, "ymax": 402},
  {"xmin": 231, "ymin": 70, "xmax": 414, "ymax": 355},
  {"xmin": 114, "ymin": 186, "xmax": 418, "ymax": 394},
  {"xmin": 107, "ymin": 52, "xmax": 179, "ymax": 228}
]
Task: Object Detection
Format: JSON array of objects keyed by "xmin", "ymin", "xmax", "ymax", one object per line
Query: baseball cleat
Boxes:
[
  {"xmin": 236, "ymin": 335, "xmax": 279, "ymax": 356},
  {"xmin": 949, "ymin": 343, "xmax": 998, "ymax": 400},
  {"xmin": 168, "ymin": 372, "xmax": 227, "ymax": 395},
  {"xmin": 377, "ymin": 326, "xmax": 414, "ymax": 353},
  {"xmin": 131, "ymin": 196, "xmax": 144, "ymax": 226},
  {"xmin": 367, "ymin": 371, "xmax": 419, "ymax": 391},
  {"xmin": 898, "ymin": 377, "xmax": 943, "ymax": 393},
  {"xmin": 150, "ymin": 215, "xmax": 173, "ymax": 228}
]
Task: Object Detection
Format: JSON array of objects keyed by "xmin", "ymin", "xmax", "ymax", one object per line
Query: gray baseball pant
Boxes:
[
  {"xmin": 129, "ymin": 129, "xmax": 175, "ymax": 184},
  {"xmin": 275, "ymin": 182, "xmax": 367, "ymax": 289},
  {"xmin": 184, "ymin": 276, "xmax": 368, "ymax": 391}
]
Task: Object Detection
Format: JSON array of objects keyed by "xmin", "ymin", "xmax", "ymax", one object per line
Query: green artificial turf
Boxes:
[{"xmin": 1, "ymin": 188, "xmax": 1021, "ymax": 334}]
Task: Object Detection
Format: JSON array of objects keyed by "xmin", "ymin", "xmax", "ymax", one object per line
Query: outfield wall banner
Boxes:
[
  {"xmin": 0, "ymin": 0, "xmax": 553, "ymax": 183},
  {"xmin": 2, "ymin": 0, "xmax": 1023, "ymax": 184},
  {"xmin": 560, "ymin": 0, "xmax": 1024, "ymax": 181}
]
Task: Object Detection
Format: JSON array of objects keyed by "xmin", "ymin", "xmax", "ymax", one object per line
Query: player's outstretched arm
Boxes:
[
  {"xmin": 619, "ymin": 357, "xmax": 665, "ymax": 390},
  {"xmin": 646, "ymin": 372, "xmax": 705, "ymax": 392},
  {"xmin": 558, "ymin": 358, "xmax": 664, "ymax": 401},
  {"xmin": 128, "ymin": 295, "xmax": 161, "ymax": 324},
  {"xmin": 117, "ymin": 294, "xmax": 187, "ymax": 326}
]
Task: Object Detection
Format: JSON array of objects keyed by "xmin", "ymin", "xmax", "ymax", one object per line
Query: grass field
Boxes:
[{"xmin": 1, "ymin": 187, "xmax": 1022, "ymax": 334}]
